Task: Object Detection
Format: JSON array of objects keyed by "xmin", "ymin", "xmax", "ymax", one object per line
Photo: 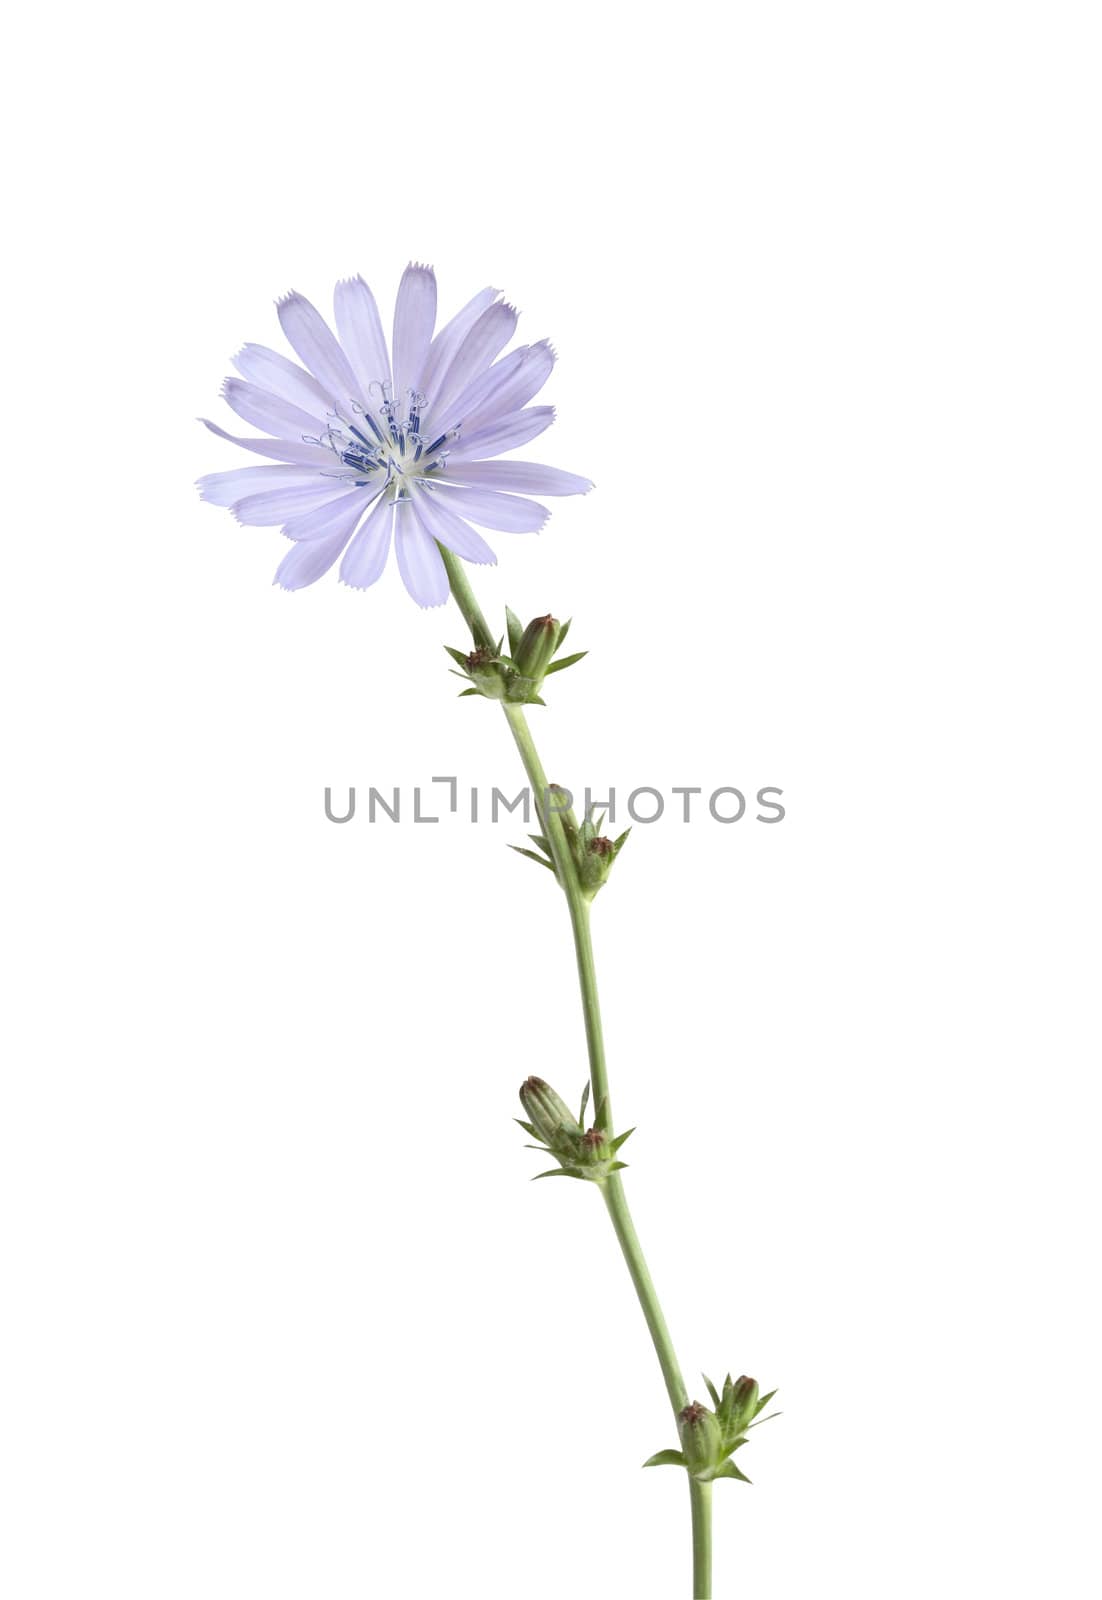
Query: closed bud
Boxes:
[
  {"xmin": 577, "ymin": 1125, "xmax": 613, "ymax": 1167},
  {"xmin": 464, "ymin": 646, "xmax": 509, "ymax": 700},
  {"xmin": 519, "ymin": 1076, "xmax": 581, "ymax": 1147},
  {"xmin": 547, "ymin": 786, "xmax": 580, "ymax": 849},
  {"xmin": 678, "ymin": 1402, "xmax": 723, "ymax": 1477},
  {"xmin": 514, "ymin": 614, "xmax": 561, "ymax": 681},
  {"xmin": 579, "ymin": 834, "xmax": 616, "ymax": 896},
  {"xmin": 731, "ymin": 1375, "xmax": 759, "ymax": 1427}
]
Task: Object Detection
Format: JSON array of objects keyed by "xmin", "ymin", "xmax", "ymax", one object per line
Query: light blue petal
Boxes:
[
  {"xmin": 412, "ymin": 486, "xmax": 497, "ymax": 565},
  {"xmin": 393, "ymin": 497, "xmax": 449, "ymax": 607},
  {"xmin": 442, "ymin": 460, "xmax": 593, "ymax": 496},
  {"xmin": 277, "ymin": 292, "xmax": 363, "ymax": 408},
  {"xmin": 391, "ymin": 263, "xmax": 437, "ymax": 401}
]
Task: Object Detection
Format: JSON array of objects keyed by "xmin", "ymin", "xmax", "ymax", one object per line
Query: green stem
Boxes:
[
  {"xmin": 439, "ymin": 545, "xmax": 711, "ymax": 1597},
  {"xmin": 600, "ymin": 1176, "xmax": 686, "ymax": 1414},
  {"xmin": 690, "ymin": 1480, "xmax": 713, "ymax": 1599},
  {"xmin": 441, "ymin": 544, "xmax": 495, "ymax": 652}
]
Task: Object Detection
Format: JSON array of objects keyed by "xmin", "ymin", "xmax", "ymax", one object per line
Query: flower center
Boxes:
[{"xmin": 307, "ymin": 383, "xmax": 453, "ymax": 499}]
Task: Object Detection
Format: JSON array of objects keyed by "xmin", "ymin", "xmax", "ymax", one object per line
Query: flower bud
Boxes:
[
  {"xmin": 731, "ymin": 1375, "xmax": 759, "ymax": 1427},
  {"xmin": 513, "ymin": 614, "xmax": 561, "ymax": 681},
  {"xmin": 678, "ymin": 1402, "xmax": 723, "ymax": 1477},
  {"xmin": 578, "ymin": 833, "xmax": 616, "ymax": 896},
  {"xmin": 577, "ymin": 1125, "xmax": 613, "ymax": 1168},
  {"xmin": 546, "ymin": 785, "xmax": 580, "ymax": 850},
  {"xmin": 519, "ymin": 1076, "xmax": 581, "ymax": 1147},
  {"xmin": 464, "ymin": 646, "xmax": 509, "ymax": 700}
]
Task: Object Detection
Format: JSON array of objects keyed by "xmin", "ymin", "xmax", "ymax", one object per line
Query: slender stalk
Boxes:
[
  {"xmin": 690, "ymin": 1481, "xmax": 713, "ymax": 1600},
  {"xmin": 441, "ymin": 545, "xmax": 495, "ymax": 651},
  {"xmin": 500, "ymin": 705, "xmax": 615, "ymax": 1116},
  {"xmin": 439, "ymin": 545, "xmax": 711, "ymax": 1597},
  {"xmin": 600, "ymin": 1176, "xmax": 686, "ymax": 1414}
]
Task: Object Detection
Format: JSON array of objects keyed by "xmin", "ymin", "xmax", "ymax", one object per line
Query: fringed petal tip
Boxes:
[{"xmin": 405, "ymin": 259, "xmax": 436, "ymax": 275}]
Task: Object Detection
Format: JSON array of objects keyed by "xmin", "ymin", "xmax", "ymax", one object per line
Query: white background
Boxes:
[{"xmin": 2, "ymin": 3, "xmax": 1099, "ymax": 1595}]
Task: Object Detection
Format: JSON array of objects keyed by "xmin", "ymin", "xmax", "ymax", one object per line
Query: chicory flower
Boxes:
[{"xmin": 198, "ymin": 265, "xmax": 591, "ymax": 601}]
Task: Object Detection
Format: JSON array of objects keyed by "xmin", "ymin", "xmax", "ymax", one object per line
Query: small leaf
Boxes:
[
  {"xmin": 506, "ymin": 607, "xmax": 523, "ymax": 655},
  {"xmin": 703, "ymin": 1374, "xmax": 721, "ymax": 1409},
  {"xmin": 609, "ymin": 1127, "xmax": 635, "ymax": 1152},
  {"xmin": 528, "ymin": 834, "xmax": 552, "ymax": 855},
  {"xmin": 444, "ymin": 645, "xmax": 470, "ymax": 667},
  {"xmin": 748, "ymin": 1411, "xmax": 782, "ymax": 1429},
  {"xmin": 714, "ymin": 1459, "xmax": 752, "ymax": 1483},
  {"xmin": 594, "ymin": 1096, "xmax": 609, "ymax": 1132},
  {"xmin": 611, "ymin": 827, "xmax": 632, "ymax": 856},
  {"xmin": 557, "ymin": 618, "xmax": 572, "ymax": 647},
  {"xmin": 609, "ymin": 1161, "xmax": 629, "ymax": 1171},
  {"xmin": 458, "ymin": 688, "xmax": 479, "ymax": 697},
  {"xmin": 642, "ymin": 1449, "xmax": 687, "ymax": 1469},
  {"xmin": 529, "ymin": 695, "xmax": 547, "ymax": 707},
  {"xmin": 531, "ymin": 1168, "xmax": 571, "ymax": 1180},
  {"xmin": 544, "ymin": 650, "xmax": 588, "ymax": 675},
  {"xmin": 509, "ymin": 846, "xmax": 556, "ymax": 871},
  {"xmin": 514, "ymin": 1119, "xmax": 541, "ymax": 1139},
  {"xmin": 753, "ymin": 1390, "xmax": 777, "ymax": 1417}
]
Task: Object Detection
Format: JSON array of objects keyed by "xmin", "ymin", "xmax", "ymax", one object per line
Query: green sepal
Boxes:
[
  {"xmin": 444, "ymin": 645, "xmax": 470, "ymax": 667},
  {"xmin": 557, "ymin": 618, "xmax": 572, "ymax": 647},
  {"xmin": 529, "ymin": 695, "xmax": 547, "ymax": 707},
  {"xmin": 753, "ymin": 1390, "xmax": 778, "ymax": 1417},
  {"xmin": 642, "ymin": 1449, "xmax": 687, "ymax": 1469},
  {"xmin": 609, "ymin": 1160, "xmax": 629, "ymax": 1171},
  {"xmin": 505, "ymin": 607, "xmax": 523, "ymax": 655},
  {"xmin": 609, "ymin": 1127, "xmax": 635, "ymax": 1152},
  {"xmin": 532, "ymin": 1168, "xmax": 578, "ymax": 1180},
  {"xmin": 514, "ymin": 1119, "xmax": 541, "ymax": 1139},
  {"xmin": 703, "ymin": 1374, "xmax": 721, "ymax": 1409},
  {"xmin": 578, "ymin": 1082, "xmax": 591, "ymax": 1125},
  {"xmin": 528, "ymin": 834, "xmax": 552, "ymax": 855},
  {"xmin": 544, "ymin": 650, "xmax": 588, "ymax": 676},
  {"xmin": 714, "ymin": 1459, "xmax": 752, "ymax": 1483},
  {"xmin": 458, "ymin": 688, "xmax": 479, "ymax": 697},
  {"xmin": 509, "ymin": 846, "xmax": 556, "ymax": 871},
  {"xmin": 612, "ymin": 828, "xmax": 632, "ymax": 855}
]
